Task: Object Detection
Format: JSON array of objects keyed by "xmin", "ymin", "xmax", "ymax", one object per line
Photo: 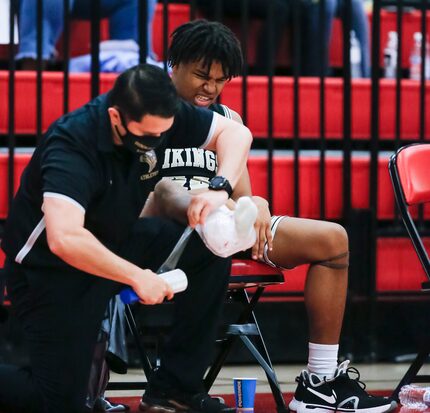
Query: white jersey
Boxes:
[{"xmin": 159, "ymin": 104, "xmax": 233, "ymax": 190}]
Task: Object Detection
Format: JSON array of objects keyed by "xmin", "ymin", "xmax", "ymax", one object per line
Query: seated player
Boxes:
[{"xmin": 151, "ymin": 19, "xmax": 396, "ymax": 413}]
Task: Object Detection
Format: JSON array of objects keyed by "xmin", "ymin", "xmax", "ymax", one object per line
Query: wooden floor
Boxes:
[{"xmin": 106, "ymin": 362, "xmax": 430, "ymax": 397}]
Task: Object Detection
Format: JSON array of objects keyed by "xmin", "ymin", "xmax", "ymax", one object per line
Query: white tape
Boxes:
[{"xmin": 158, "ymin": 269, "xmax": 188, "ymax": 293}]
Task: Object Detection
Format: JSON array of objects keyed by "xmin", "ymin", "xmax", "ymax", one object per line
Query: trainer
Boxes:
[{"xmin": 0, "ymin": 64, "xmax": 251, "ymax": 413}]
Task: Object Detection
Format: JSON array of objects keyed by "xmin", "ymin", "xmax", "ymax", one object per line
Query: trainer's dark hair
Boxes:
[
  {"xmin": 168, "ymin": 19, "xmax": 243, "ymax": 79},
  {"xmin": 110, "ymin": 64, "xmax": 179, "ymax": 121}
]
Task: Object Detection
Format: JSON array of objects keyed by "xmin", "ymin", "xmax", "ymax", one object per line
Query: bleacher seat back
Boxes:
[{"xmin": 397, "ymin": 143, "xmax": 430, "ymax": 206}]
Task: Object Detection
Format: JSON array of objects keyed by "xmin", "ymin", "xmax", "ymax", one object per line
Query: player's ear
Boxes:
[{"xmin": 171, "ymin": 65, "xmax": 179, "ymax": 76}]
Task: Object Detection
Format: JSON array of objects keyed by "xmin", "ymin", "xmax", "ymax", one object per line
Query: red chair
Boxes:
[{"xmin": 388, "ymin": 143, "xmax": 430, "ymax": 400}]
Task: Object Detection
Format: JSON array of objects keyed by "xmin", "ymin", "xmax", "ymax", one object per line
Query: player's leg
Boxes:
[
  {"xmin": 266, "ymin": 217, "xmax": 348, "ymax": 344},
  {"xmin": 266, "ymin": 218, "xmax": 396, "ymax": 413}
]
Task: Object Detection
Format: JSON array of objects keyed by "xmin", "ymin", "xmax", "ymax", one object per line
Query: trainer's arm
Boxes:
[
  {"xmin": 221, "ymin": 110, "xmax": 253, "ymax": 200},
  {"xmin": 43, "ymin": 196, "xmax": 173, "ymax": 304},
  {"xmin": 224, "ymin": 111, "xmax": 273, "ymax": 256},
  {"xmin": 204, "ymin": 114, "xmax": 252, "ymax": 188},
  {"xmin": 187, "ymin": 115, "xmax": 252, "ymax": 227}
]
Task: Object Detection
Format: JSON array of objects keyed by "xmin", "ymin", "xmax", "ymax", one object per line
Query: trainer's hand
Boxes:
[
  {"xmin": 132, "ymin": 269, "xmax": 174, "ymax": 305},
  {"xmin": 187, "ymin": 190, "xmax": 229, "ymax": 228},
  {"xmin": 252, "ymin": 197, "xmax": 273, "ymax": 260}
]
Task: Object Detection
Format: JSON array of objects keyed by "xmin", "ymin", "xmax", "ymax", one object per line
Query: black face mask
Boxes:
[{"xmin": 115, "ymin": 111, "xmax": 165, "ymax": 154}]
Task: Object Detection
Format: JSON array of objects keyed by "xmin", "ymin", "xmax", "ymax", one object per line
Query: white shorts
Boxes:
[{"xmin": 262, "ymin": 215, "xmax": 287, "ymax": 269}]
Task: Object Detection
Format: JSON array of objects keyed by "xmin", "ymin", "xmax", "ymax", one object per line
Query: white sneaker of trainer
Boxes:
[{"xmin": 196, "ymin": 197, "xmax": 257, "ymax": 257}]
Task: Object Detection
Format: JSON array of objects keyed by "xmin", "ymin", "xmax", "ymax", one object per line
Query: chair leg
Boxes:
[
  {"xmin": 239, "ymin": 335, "xmax": 287, "ymax": 413},
  {"xmin": 124, "ymin": 304, "xmax": 153, "ymax": 379},
  {"xmin": 205, "ymin": 288, "xmax": 288, "ymax": 413},
  {"xmin": 106, "ymin": 305, "xmax": 152, "ymax": 391},
  {"xmin": 246, "ymin": 310, "xmax": 287, "ymax": 412},
  {"xmin": 391, "ymin": 350, "xmax": 430, "ymax": 401},
  {"xmin": 204, "ymin": 328, "xmax": 240, "ymax": 391},
  {"xmin": 204, "ymin": 288, "xmax": 264, "ymax": 390}
]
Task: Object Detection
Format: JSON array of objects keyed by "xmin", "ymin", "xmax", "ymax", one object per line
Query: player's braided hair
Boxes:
[{"xmin": 168, "ymin": 19, "xmax": 243, "ymax": 79}]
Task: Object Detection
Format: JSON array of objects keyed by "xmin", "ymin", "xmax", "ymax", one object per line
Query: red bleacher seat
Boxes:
[
  {"xmin": 2, "ymin": 72, "xmax": 430, "ymax": 140},
  {"xmin": 377, "ymin": 237, "xmax": 430, "ymax": 292},
  {"xmin": 0, "ymin": 71, "xmax": 117, "ymax": 135},
  {"xmin": 222, "ymin": 77, "xmax": 430, "ymax": 140},
  {"xmin": 248, "ymin": 154, "xmax": 399, "ymax": 219},
  {"xmin": 0, "ymin": 152, "xmax": 31, "ymax": 219}
]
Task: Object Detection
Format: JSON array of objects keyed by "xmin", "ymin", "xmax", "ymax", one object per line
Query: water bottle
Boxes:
[
  {"xmin": 410, "ymin": 32, "xmax": 423, "ymax": 80},
  {"xmin": 350, "ymin": 30, "xmax": 362, "ymax": 78},
  {"xmin": 384, "ymin": 31, "xmax": 398, "ymax": 78},
  {"xmin": 409, "ymin": 32, "xmax": 430, "ymax": 80},
  {"xmin": 399, "ymin": 385, "xmax": 430, "ymax": 409}
]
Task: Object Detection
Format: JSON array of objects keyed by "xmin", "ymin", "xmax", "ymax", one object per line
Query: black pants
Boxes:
[{"xmin": 0, "ymin": 217, "xmax": 231, "ymax": 413}]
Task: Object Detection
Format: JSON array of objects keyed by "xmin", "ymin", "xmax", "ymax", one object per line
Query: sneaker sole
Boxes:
[{"xmin": 289, "ymin": 398, "xmax": 398, "ymax": 413}]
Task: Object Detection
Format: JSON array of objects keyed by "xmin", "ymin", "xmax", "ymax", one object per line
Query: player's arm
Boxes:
[{"xmin": 43, "ymin": 196, "xmax": 173, "ymax": 304}]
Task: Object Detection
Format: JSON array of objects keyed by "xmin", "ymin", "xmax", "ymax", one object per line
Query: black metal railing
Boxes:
[{"xmin": 2, "ymin": 0, "xmax": 430, "ymax": 360}]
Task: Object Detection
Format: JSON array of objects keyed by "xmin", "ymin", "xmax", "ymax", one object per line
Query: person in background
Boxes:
[
  {"xmin": 301, "ymin": 0, "xmax": 370, "ymax": 77},
  {"xmin": 197, "ymin": 0, "xmax": 290, "ymax": 74},
  {"xmin": 16, "ymin": 0, "xmax": 158, "ymax": 71}
]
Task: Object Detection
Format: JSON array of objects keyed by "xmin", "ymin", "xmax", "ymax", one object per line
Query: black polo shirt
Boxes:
[{"xmin": 1, "ymin": 93, "xmax": 217, "ymax": 268}]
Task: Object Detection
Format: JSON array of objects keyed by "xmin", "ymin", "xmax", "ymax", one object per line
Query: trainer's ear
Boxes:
[
  {"xmin": 108, "ymin": 107, "xmax": 121, "ymax": 125},
  {"xmin": 108, "ymin": 107, "xmax": 126, "ymax": 136}
]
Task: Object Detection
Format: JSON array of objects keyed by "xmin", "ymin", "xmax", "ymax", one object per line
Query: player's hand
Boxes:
[
  {"xmin": 187, "ymin": 190, "xmax": 229, "ymax": 228},
  {"xmin": 251, "ymin": 197, "xmax": 273, "ymax": 260},
  {"xmin": 132, "ymin": 269, "xmax": 174, "ymax": 305}
]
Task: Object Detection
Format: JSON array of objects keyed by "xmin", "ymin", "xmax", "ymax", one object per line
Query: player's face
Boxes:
[{"xmin": 171, "ymin": 60, "xmax": 229, "ymax": 108}]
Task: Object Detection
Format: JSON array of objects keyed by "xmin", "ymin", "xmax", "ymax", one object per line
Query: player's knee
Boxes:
[
  {"xmin": 153, "ymin": 178, "xmax": 177, "ymax": 201},
  {"xmin": 323, "ymin": 223, "xmax": 349, "ymax": 257},
  {"xmin": 313, "ymin": 223, "xmax": 349, "ymax": 270}
]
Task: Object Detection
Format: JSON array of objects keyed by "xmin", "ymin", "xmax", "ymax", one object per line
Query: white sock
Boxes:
[
  {"xmin": 307, "ymin": 342, "xmax": 339, "ymax": 379},
  {"xmin": 234, "ymin": 197, "xmax": 258, "ymax": 237}
]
